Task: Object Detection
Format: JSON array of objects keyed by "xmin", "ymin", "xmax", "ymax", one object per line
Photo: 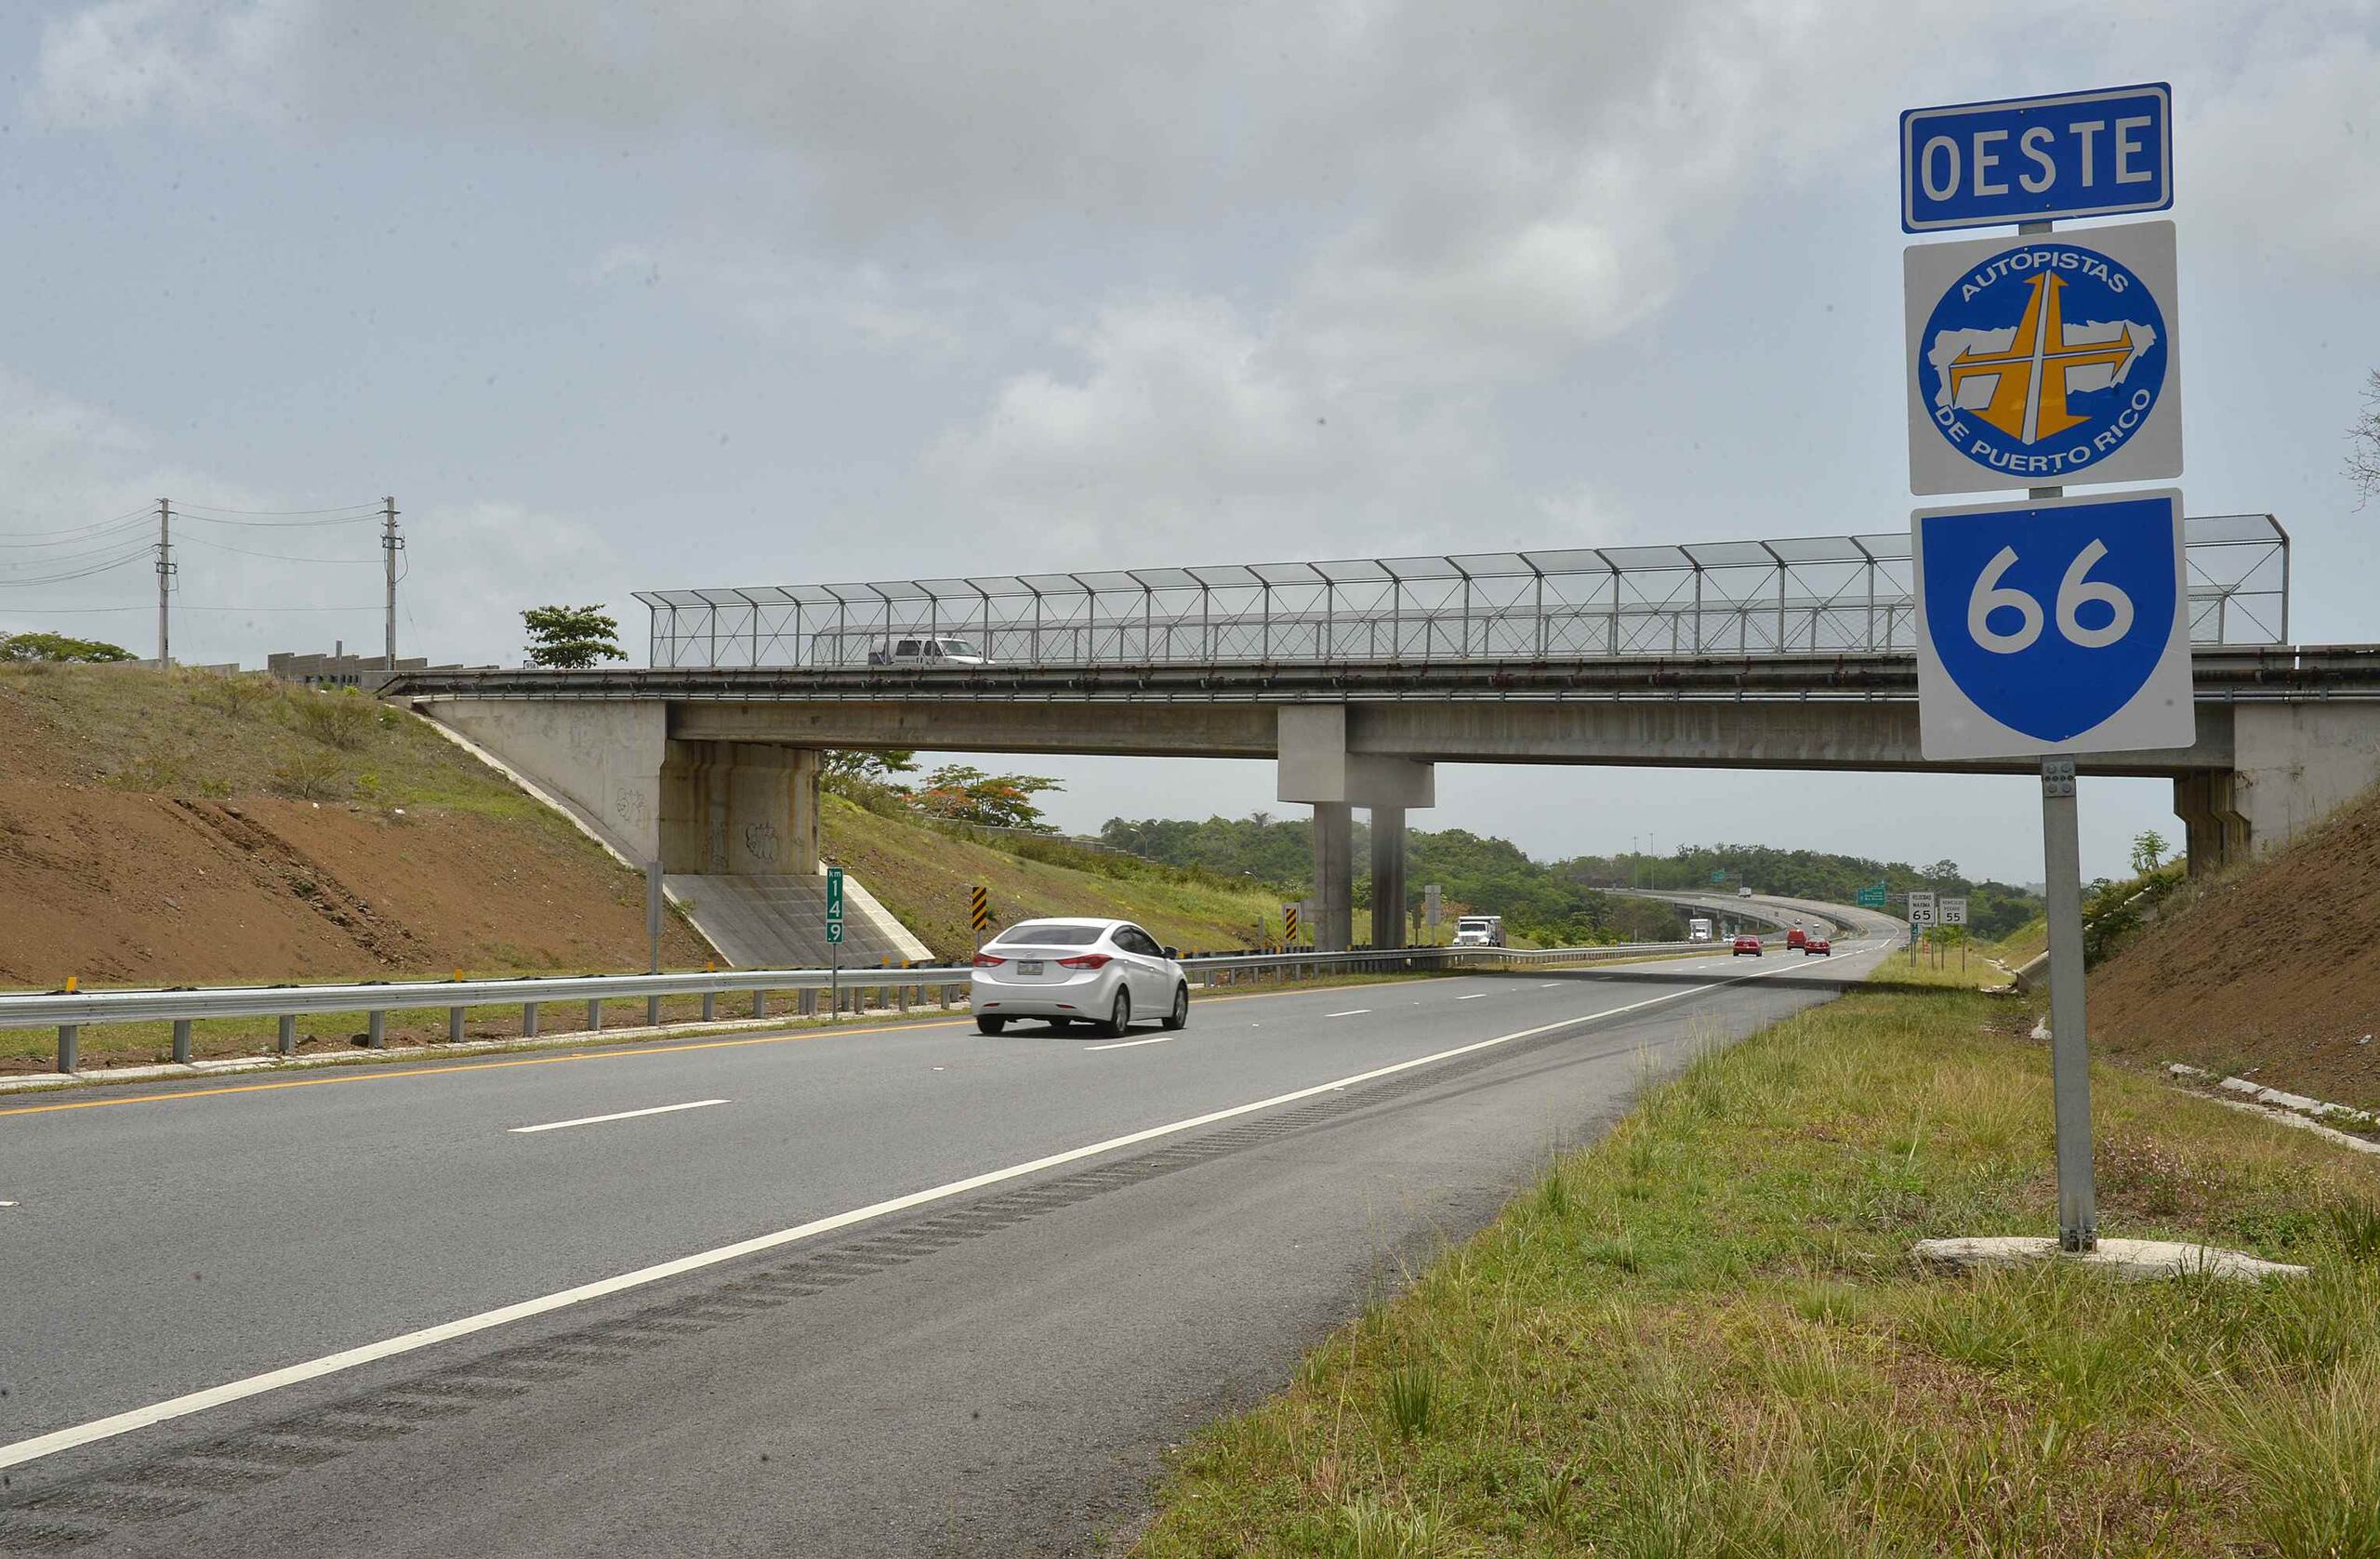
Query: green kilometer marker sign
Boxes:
[{"xmin": 826, "ymin": 866, "xmax": 845, "ymax": 945}]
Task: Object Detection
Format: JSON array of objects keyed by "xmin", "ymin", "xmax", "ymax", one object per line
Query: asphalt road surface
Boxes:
[{"xmin": 0, "ymin": 931, "xmax": 1892, "ymax": 1556}]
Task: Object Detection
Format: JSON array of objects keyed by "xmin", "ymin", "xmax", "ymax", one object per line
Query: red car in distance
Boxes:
[
  {"xmin": 1731, "ymin": 935, "xmax": 1763, "ymax": 957},
  {"xmin": 1804, "ymin": 937, "xmax": 1832, "ymax": 957}
]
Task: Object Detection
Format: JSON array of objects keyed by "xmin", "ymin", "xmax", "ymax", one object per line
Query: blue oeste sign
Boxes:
[
  {"xmin": 1912, "ymin": 491, "xmax": 2195, "ymax": 760},
  {"xmin": 1901, "ymin": 84, "xmax": 2170, "ymax": 232}
]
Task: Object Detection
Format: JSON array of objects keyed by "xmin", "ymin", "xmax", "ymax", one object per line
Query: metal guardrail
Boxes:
[
  {"xmin": 634, "ymin": 516, "xmax": 2287, "ymax": 669},
  {"xmin": 2, "ymin": 942, "xmax": 1719, "ymax": 1075}
]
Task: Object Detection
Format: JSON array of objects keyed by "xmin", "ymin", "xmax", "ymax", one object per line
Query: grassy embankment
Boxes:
[
  {"xmin": 823, "ymin": 791, "xmax": 1362, "ymax": 958},
  {"xmin": 1135, "ymin": 945, "xmax": 2380, "ymax": 1556}
]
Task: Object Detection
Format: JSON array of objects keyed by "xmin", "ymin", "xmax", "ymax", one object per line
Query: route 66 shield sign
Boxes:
[{"xmin": 1912, "ymin": 491, "xmax": 2195, "ymax": 760}]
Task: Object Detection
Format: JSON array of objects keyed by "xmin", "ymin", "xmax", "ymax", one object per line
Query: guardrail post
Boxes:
[
  {"xmin": 523, "ymin": 1002, "xmax": 539, "ymax": 1037},
  {"xmin": 587, "ymin": 999, "xmax": 602, "ymax": 1033},
  {"xmin": 701, "ymin": 990, "xmax": 716, "ymax": 1022},
  {"xmin": 57, "ymin": 1024, "xmax": 76, "ymax": 1073},
  {"xmin": 172, "ymin": 1018, "xmax": 192, "ymax": 1065},
  {"xmin": 278, "ymin": 1014, "xmax": 296, "ymax": 1056},
  {"xmin": 646, "ymin": 995, "xmax": 662, "ymax": 1028},
  {"xmin": 752, "ymin": 989, "xmax": 766, "ymax": 1020},
  {"xmin": 367, "ymin": 1011, "xmax": 386, "ymax": 1050},
  {"xmin": 448, "ymin": 1006, "xmax": 465, "ymax": 1044}
]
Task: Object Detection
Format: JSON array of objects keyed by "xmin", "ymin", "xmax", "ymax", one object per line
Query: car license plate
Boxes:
[{"xmin": 1016, "ymin": 960, "xmax": 1043, "ymax": 975}]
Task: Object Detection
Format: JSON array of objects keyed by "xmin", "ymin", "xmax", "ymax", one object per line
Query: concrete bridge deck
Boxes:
[{"xmin": 389, "ymin": 644, "xmax": 2380, "ymax": 954}]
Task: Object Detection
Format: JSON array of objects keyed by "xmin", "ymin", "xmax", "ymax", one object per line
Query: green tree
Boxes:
[
  {"xmin": 522, "ymin": 604, "xmax": 627, "ymax": 668},
  {"xmin": 903, "ymin": 764, "xmax": 1064, "ymax": 830},
  {"xmin": 2130, "ymin": 828, "xmax": 2169, "ymax": 874},
  {"xmin": 821, "ymin": 750, "xmax": 917, "ymax": 783},
  {"xmin": 0, "ymin": 630, "xmax": 136, "ymax": 663},
  {"xmin": 1922, "ymin": 858, "xmax": 1963, "ymax": 883}
]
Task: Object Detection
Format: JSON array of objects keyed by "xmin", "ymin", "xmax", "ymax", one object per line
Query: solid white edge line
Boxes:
[
  {"xmin": 0, "ymin": 947, "xmax": 1864, "ymax": 1473},
  {"xmin": 1082, "ymin": 1035, "xmax": 1176, "ymax": 1051},
  {"xmin": 509, "ymin": 1100, "xmax": 729, "ymax": 1135}
]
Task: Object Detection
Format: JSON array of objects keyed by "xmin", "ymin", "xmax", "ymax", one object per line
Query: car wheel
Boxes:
[
  {"xmin": 975, "ymin": 1015, "xmax": 1006, "ymax": 1036},
  {"xmin": 1160, "ymin": 983, "xmax": 1189, "ymax": 1031},
  {"xmin": 1100, "ymin": 989, "xmax": 1131, "ymax": 1039}
]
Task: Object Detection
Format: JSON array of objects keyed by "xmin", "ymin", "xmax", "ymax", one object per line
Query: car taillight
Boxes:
[
  {"xmin": 1056, "ymin": 954, "xmax": 1112, "ymax": 970},
  {"xmin": 972, "ymin": 952, "xmax": 1005, "ymax": 967}
]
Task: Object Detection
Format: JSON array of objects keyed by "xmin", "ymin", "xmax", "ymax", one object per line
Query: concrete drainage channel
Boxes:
[{"xmin": 0, "ymin": 1009, "xmax": 1677, "ymax": 1554}]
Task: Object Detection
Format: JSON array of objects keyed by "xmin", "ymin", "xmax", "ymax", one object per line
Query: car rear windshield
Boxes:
[{"xmin": 990, "ymin": 921, "xmax": 1105, "ymax": 946}]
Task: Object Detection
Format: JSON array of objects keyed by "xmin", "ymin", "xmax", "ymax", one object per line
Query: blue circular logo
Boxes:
[{"xmin": 1916, "ymin": 240, "xmax": 2168, "ymax": 483}]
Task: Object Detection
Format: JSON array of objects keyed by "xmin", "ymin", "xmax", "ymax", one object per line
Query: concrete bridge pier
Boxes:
[
  {"xmin": 2174, "ymin": 703, "xmax": 2380, "ymax": 875},
  {"xmin": 1311, "ymin": 803, "xmax": 1353, "ymax": 953},
  {"xmin": 1277, "ymin": 707, "xmax": 1434, "ymax": 952},
  {"xmin": 1370, "ymin": 806, "xmax": 1408, "ymax": 948}
]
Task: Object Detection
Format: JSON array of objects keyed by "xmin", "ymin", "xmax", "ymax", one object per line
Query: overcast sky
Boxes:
[{"xmin": 2, "ymin": 1, "xmax": 2373, "ymax": 883}]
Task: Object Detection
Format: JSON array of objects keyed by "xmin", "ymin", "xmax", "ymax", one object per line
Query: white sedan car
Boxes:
[{"xmin": 970, "ymin": 918, "xmax": 1190, "ymax": 1037}]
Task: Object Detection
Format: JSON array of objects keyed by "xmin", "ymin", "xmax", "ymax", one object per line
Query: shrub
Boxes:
[
  {"xmin": 190, "ymin": 671, "xmax": 280, "ymax": 719},
  {"xmin": 291, "ymin": 689, "xmax": 377, "ymax": 751},
  {"xmin": 271, "ymin": 748, "xmax": 348, "ymax": 800}
]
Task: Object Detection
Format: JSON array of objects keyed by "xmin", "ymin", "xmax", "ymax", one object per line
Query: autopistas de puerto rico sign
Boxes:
[{"xmin": 1903, "ymin": 218, "xmax": 2179, "ymax": 495}]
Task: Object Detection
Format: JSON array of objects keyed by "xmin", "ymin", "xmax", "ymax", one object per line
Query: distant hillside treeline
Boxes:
[
  {"xmin": 1099, "ymin": 818, "xmax": 2043, "ymax": 943},
  {"xmin": 1101, "ymin": 815, "xmax": 1679, "ymax": 945},
  {"xmin": 1555, "ymin": 843, "xmax": 2041, "ymax": 941}
]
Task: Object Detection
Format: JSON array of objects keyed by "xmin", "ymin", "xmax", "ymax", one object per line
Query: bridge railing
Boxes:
[
  {"xmin": 634, "ymin": 517, "xmax": 2286, "ymax": 669},
  {"xmin": 3, "ymin": 942, "xmax": 1722, "ymax": 1076}
]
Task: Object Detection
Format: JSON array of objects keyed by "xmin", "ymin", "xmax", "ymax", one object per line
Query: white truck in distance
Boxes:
[
  {"xmin": 867, "ymin": 636, "xmax": 989, "ymax": 667},
  {"xmin": 1450, "ymin": 915, "xmax": 1505, "ymax": 947},
  {"xmin": 1689, "ymin": 918, "xmax": 1713, "ymax": 943}
]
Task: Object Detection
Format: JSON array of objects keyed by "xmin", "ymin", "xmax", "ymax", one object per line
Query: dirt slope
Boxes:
[
  {"xmin": 2090, "ymin": 781, "xmax": 2380, "ymax": 1111},
  {"xmin": 0, "ymin": 664, "xmax": 711, "ymax": 989}
]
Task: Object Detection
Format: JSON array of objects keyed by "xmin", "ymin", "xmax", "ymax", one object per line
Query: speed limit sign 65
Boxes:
[{"xmin": 1912, "ymin": 490, "xmax": 2195, "ymax": 761}]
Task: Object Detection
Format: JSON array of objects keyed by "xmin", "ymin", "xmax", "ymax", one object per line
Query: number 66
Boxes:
[{"xmin": 1967, "ymin": 540, "xmax": 2135, "ymax": 654}]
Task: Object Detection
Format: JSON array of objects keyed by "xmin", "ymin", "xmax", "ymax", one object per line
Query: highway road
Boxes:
[{"xmin": 0, "ymin": 930, "xmax": 1893, "ymax": 1556}]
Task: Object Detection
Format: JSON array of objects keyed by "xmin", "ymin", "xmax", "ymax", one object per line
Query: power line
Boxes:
[
  {"xmin": 2, "ymin": 601, "xmax": 382, "ymax": 614},
  {"xmin": 0, "ymin": 513, "xmax": 152, "ymax": 548},
  {"xmin": 179, "ymin": 512, "xmax": 381, "ymax": 529},
  {"xmin": 178, "ymin": 533, "xmax": 380, "ymax": 565},
  {"xmin": 168, "ymin": 501, "xmax": 385, "ymax": 518},
  {"xmin": 0, "ymin": 533, "xmax": 160, "ymax": 570},
  {"xmin": 0, "ymin": 547, "xmax": 157, "ymax": 588}
]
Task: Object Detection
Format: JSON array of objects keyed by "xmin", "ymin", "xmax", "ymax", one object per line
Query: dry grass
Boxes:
[{"xmin": 1134, "ymin": 970, "xmax": 2380, "ymax": 1557}]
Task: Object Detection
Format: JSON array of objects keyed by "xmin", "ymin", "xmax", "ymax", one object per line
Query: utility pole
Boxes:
[
  {"xmin": 381, "ymin": 495, "xmax": 402, "ymax": 669},
  {"xmin": 154, "ymin": 497, "xmax": 174, "ymax": 667}
]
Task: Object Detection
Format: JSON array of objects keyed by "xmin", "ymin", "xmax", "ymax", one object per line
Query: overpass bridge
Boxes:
[{"xmin": 389, "ymin": 519, "xmax": 2380, "ymax": 958}]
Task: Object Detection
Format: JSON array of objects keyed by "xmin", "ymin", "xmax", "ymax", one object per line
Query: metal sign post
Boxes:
[
  {"xmin": 826, "ymin": 865, "xmax": 845, "ymax": 1018},
  {"xmin": 645, "ymin": 861, "xmax": 665, "ymax": 975},
  {"xmin": 2039, "ymin": 760, "xmax": 2096, "ymax": 1246},
  {"xmin": 1899, "ymin": 86, "xmax": 2188, "ymax": 1254}
]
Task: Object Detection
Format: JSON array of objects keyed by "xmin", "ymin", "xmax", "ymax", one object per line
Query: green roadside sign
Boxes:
[
  {"xmin": 1856, "ymin": 881, "xmax": 1888, "ymax": 909},
  {"xmin": 1711, "ymin": 869, "xmax": 1727, "ymax": 884},
  {"xmin": 826, "ymin": 865, "xmax": 846, "ymax": 943}
]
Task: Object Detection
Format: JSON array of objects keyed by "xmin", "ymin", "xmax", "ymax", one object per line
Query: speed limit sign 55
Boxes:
[{"xmin": 1912, "ymin": 490, "xmax": 2195, "ymax": 761}]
